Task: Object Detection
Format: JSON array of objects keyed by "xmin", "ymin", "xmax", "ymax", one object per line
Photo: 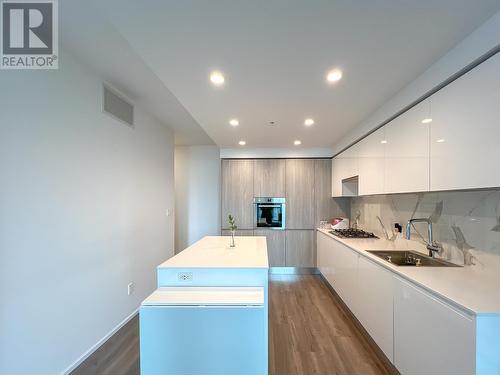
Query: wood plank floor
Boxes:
[
  {"xmin": 71, "ymin": 315, "xmax": 139, "ymax": 375},
  {"xmin": 269, "ymin": 275, "xmax": 391, "ymax": 375},
  {"xmin": 72, "ymin": 275, "xmax": 390, "ymax": 375}
]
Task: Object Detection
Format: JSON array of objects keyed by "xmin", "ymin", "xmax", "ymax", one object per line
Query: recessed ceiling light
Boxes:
[
  {"xmin": 304, "ymin": 118, "xmax": 315, "ymax": 126},
  {"xmin": 269, "ymin": 121, "xmax": 276, "ymax": 126},
  {"xmin": 238, "ymin": 140, "xmax": 246, "ymax": 146},
  {"xmin": 436, "ymin": 138, "xmax": 445, "ymax": 143},
  {"xmin": 327, "ymin": 69, "xmax": 343, "ymax": 83},
  {"xmin": 229, "ymin": 119, "xmax": 239, "ymax": 126},
  {"xmin": 380, "ymin": 140, "xmax": 388, "ymax": 144},
  {"xmin": 210, "ymin": 71, "xmax": 225, "ymax": 86},
  {"xmin": 421, "ymin": 118, "xmax": 433, "ymax": 124},
  {"xmin": 294, "ymin": 140, "xmax": 302, "ymax": 146}
]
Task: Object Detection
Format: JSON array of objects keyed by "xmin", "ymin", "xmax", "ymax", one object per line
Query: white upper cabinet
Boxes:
[
  {"xmin": 358, "ymin": 127, "xmax": 385, "ymax": 195},
  {"xmin": 338, "ymin": 142, "xmax": 359, "ymax": 180},
  {"xmin": 384, "ymin": 99, "xmax": 430, "ymax": 194},
  {"xmin": 356, "ymin": 98, "xmax": 430, "ymax": 196},
  {"xmin": 331, "ymin": 157, "xmax": 343, "ymax": 197},
  {"xmin": 430, "ymin": 52, "xmax": 500, "ymax": 191},
  {"xmin": 334, "ymin": 100, "xmax": 430, "ymax": 197},
  {"xmin": 331, "ymin": 143, "xmax": 359, "ymax": 197},
  {"xmin": 333, "ymin": 53, "xmax": 500, "ymax": 196}
]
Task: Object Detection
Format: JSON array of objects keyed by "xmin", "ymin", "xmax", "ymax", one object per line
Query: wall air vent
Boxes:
[{"xmin": 102, "ymin": 84, "xmax": 134, "ymax": 127}]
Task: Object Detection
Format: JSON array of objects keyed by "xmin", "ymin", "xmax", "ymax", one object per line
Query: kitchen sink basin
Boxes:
[{"xmin": 367, "ymin": 250, "xmax": 461, "ymax": 267}]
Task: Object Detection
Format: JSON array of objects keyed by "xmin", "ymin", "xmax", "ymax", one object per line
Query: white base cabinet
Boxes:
[
  {"xmin": 317, "ymin": 230, "xmax": 334, "ymax": 284},
  {"xmin": 318, "ymin": 231, "xmax": 359, "ymax": 311},
  {"xmin": 356, "ymin": 256, "xmax": 394, "ymax": 362},
  {"xmin": 317, "ymin": 231, "xmax": 479, "ymax": 375},
  {"xmin": 394, "ymin": 277, "xmax": 475, "ymax": 375},
  {"xmin": 329, "ymin": 235, "xmax": 359, "ymax": 313}
]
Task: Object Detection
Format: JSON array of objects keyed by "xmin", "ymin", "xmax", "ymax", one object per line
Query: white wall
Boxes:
[
  {"xmin": 175, "ymin": 146, "xmax": 221, "ymax": 253},
  {"xmin": 332, "ymin": 10, "xmax": 500, "ymax": 154},
  {"xmin": 0, "ymin": 50, "xmax": 175, "ymax": 374}
]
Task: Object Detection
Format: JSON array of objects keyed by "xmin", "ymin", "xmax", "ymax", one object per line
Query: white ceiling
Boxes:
[
  {"xmin": 59, "ymin": 0, "xmax": 214, "ymax": 146},
  {"xmin": 94, "ymin": 0, "xmax": 500, "ymax": 149}
]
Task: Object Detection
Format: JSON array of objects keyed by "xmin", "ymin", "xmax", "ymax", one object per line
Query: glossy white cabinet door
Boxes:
[
  {"xmin": 317, "ymin": 233, "xmax": 359, "ymax": 312},
  {"xmin": 339, "ymin": 143, "xmax": 359, "ymax": 179},
  {"xmin": 340, "ymin": 143, "xmax": 359, "ymax": 180},
  {"xmin": 394, "ymin": 277, "xmax": 475, "ymax": 375},
  {"xmin": 430, "ymin": 53, "xmax": 500, "ymax": 191},
  {"xmin": 331, "ymin": 157, "xmax": 343, "ymax": 197},
  {"xmin": 317, "ymin": 231, "xmax": 334, "ymax": 285},
  {"xmin": 356, "ymin": 256, "xmax": 394, "ymax": 362},
  {"xmin": 358, "ymin": 127, "xmax": 386, "ymax": 195},
  {"xmin": 331, "ymin": 144, "xmax": 360, "ymax": 197},
  {"xmin": 329, "ymin": 239, "xmax": 359, "ymax": 313},
  {"xmin": 384, "ymin": 99, "xmax": 430, "ymax": 194}
]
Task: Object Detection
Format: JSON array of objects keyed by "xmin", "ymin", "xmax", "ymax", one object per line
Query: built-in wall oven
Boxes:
[{"xmin": 253, "ymin": 197, "xmax": 286, "ymax": 229}]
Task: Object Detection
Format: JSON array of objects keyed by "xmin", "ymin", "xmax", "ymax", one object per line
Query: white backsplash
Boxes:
[{"xmin": 350, "ymin": 189, "xmax": 500, "ymax": 266}]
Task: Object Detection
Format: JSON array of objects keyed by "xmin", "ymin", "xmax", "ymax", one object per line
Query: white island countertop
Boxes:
[
  {"xmin": 318, "ymin": 228, "xmax": 500, "ymax": 315},
  {"xmin": 158, "ymin": 236, "xmax": 269, "ymax": 269}
]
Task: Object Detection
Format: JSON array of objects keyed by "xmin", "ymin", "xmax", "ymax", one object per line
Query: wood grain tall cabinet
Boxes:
[
  {"xmin": 285, "ymin": 159, "xmax": 315, "ymax": 229},
  {"xmin": 284, "ymin": 159, "xmax": 315, "ymax": 267},
  {"xmin": 285, "ymin": 230, "xmax": 315, "ymax": 267},
  {"xmin": 253, "ymin": 160, "xmax": 286, "ymax": 266},
  {"xmin": 254, "ymin": 229, "xmax": 286, "ymax": 267},
  {"xmin": 221, "ymin": 158, "xmax": 350, "ymax": 269},
  {"xmin": 254, "ymin": 159, "xmax": 285, "ymax": 197},
  {"xmin": 221, "ymin": 160, "xmax": 254, "ymax": 230}
]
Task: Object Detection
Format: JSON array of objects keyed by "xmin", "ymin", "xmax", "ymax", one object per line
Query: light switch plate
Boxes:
[{"xmin": 127, "ymin": 282, "xmax": 135, "ymax": 295}]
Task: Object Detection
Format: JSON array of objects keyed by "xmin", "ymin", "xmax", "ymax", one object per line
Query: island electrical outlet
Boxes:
[{"xmin": 178, "ymin": 272, "xmax": 193, "ymax": 282}]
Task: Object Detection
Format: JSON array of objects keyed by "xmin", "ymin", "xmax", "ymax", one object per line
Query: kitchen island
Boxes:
[{"xmin": 140, "ymin": 236, "xmax": 269, "ymax": 375}]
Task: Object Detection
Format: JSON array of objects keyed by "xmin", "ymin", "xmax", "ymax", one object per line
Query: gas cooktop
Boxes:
[{"xmin": 329, "ymin": 228, "xmax": 378, "ymax": 239}]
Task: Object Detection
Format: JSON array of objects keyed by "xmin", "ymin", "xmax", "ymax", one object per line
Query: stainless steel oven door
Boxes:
[{"xmin": 254, "ymin": 197, "xmax": 285, "ymax": 229}]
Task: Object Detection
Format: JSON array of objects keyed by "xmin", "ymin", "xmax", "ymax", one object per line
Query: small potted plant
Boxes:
[{"xmin": 228, "ymin": 214, "xmax": 237, "ymax": 247}]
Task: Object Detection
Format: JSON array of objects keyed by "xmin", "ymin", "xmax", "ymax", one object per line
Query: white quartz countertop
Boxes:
[
  {"xmin": 158, "ymin": 236, "xmax": 269, "ymax": 269},
  {"xmin": 142, "ymin": 287, "xmax": 265, "ymax": 306},
  {"xmin": 317, "ymin": 228, "xmax": 500, "ymax": 315}
]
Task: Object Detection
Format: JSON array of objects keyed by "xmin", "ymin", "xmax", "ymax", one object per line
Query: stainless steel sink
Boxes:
[{"xmin": 367, "ymin": 250, "xmax": 461, "ymax": 267}]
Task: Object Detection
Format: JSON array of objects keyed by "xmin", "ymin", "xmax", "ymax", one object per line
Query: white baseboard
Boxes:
[{"xmin": 60, "ymin": 307, "xmax": 139, "ymax": 375}]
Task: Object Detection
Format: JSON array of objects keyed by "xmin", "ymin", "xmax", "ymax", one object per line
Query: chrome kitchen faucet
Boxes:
[{"xmin": 405, "ymin": 218, "xmax": 443, "ymax": 258}]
